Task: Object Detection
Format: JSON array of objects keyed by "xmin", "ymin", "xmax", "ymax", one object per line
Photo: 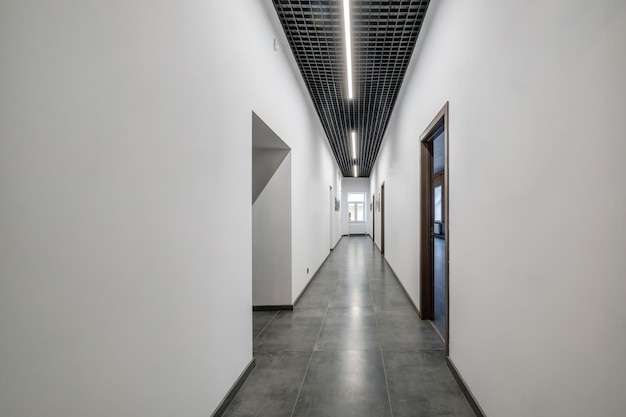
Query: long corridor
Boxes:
[{"xmin": 224, "ymin": 236, "xmax": 475, "ymax": 417}]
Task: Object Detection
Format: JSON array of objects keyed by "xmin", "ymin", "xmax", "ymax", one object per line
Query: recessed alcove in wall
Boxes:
[{"xmin": 252, "ymin": 112, "xmax": 292, "ymax": 308}]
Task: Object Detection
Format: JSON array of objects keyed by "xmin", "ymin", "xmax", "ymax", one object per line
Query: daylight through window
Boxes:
[{"xmin": 348, "ymin": 192, "xmax": 365, "ymax": 222}]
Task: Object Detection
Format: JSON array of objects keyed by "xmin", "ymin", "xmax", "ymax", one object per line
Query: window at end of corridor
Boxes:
[{"xmin": 348, "ymin": 192, "xmax": 366, "ymax": 222}]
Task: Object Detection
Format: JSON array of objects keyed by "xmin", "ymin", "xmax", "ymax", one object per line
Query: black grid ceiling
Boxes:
[{"xmin": 272, "ymin": 0, "xmax": 430, "ymax": 177}]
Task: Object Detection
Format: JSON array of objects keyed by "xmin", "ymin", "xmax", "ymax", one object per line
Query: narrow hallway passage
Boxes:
[{"xmin": 224, "ymin": 236, "xmax": 475, "ymax": 417}]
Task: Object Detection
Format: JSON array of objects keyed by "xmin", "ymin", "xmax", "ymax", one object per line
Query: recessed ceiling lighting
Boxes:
[
  {"xmin": 353, "ymin": 165, "xmax": 358, "ymax": 177},
  {"xmin": 343, "ymin": 0, "xmax": 353, "ymax": 99},
  {"xmin": 351, "ymin": 131, "xmax": 357, "ymax": 160}
]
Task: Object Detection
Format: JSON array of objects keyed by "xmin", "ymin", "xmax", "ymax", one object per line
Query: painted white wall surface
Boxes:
[
  {"xmin": 327, "ymin": 171, "xmax": 344, "ymax": 252},
  {"xmin": 341, "ymin": 178, "xmax": 372, "ymax": 236},
  {"xmin": 0, "ymin": 1, "xmax": 339, "ymax": 416},
  {"xmin": 370, "ymin": 1, "xmax": 626, "ymax": 416},
  {"xmin": 289, "ymin": 123, "xmax": 342, "ymax": 303},
  {"xmin": 253, "ymin": 154, "xmax": 292, "ymax": 306}
]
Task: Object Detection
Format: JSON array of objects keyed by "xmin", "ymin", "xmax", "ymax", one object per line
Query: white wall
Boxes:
[
  {"xmin": 253, "ymin": 153, "xmax": 292, "ymax": 306},
  {"xmin": 341, "ymin": 178, "xmax": 372, "ymax": 236},
  {"xmin": 290, "ymin": 127, "xmax": 343, "ymax": 303},
  {"xmin": 0, "ymin": 1, "xmax": 339, "ymax": 416},
  {"xmin": 326, "ymin": 170, "xmax": 344, "ymax": 253},
  {"xmin": 370, "ymin": 1, "xmax": 626, "ymax": 416}
]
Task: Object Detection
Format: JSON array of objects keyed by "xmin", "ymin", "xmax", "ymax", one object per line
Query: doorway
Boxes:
[
  {"xmin": 330, "ymin": 185, "xmax": 334, "ymax": 250},
  {"xmin": 372, "ymin": 194, "xmax": 375, "ymax": 242},
  {"xmin": 251, "ymin": 112, "xmax": 292, "ymax": 310},
  {"xmin": 380, "ymin": 182, "xmax": 385, "ymax": 255},
  {"xmin": 419, "ymin": 102, "xmax": 449, "ymax": 353}
]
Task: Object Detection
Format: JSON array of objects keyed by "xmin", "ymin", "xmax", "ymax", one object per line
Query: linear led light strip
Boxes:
[
  {"xmin": 345, "ymin": 0, "xmax": 355, "ymax": 177},
  {"xmin": 343, "ymin": 0, "xmax": 353, "ymax": 99}
]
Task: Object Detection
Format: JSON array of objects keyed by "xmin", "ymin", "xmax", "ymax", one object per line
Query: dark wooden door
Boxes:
[{"xmin": 381, "ymin": 182, "xmax": 385, "ymax": 255}]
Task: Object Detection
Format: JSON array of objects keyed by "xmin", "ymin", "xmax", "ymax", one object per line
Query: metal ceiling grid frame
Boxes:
[{"xmin": 273, "ymin": 0, "xmax": 430, "ymax": 177}]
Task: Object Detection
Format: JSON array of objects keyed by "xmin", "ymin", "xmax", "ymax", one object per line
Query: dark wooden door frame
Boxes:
[
  {"xmin": 330, "ymin": 185, "xmax": 333, "ymax": 250},
  {"xmin": 372, "ymin": 194, "xmax": 375, "ymax": 242},
  {"xmin": 419, "ymin": 102, "xmax": 450, "ymax": 355},
  {"xmin": 380, "ymin": 182, "xmax": 385, "ymax": 255},
  {"xmin": 419, "ymin": 139, "xmax": 434, "ymax": 320}
]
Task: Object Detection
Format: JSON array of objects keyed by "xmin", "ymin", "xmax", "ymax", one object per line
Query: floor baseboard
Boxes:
[
  {"xmin": 446, "ymin": 357, "xmax": 487, "ymax": 417},
  {"xmin": 211, "ymin": 358, "xmax": 256, "ymax": 417},
  {"xmin": 252, "ymin": 305, "xmax": 293, "ymax": 311}
]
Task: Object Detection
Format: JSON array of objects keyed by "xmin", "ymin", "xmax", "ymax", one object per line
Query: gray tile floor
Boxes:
[{"xmin": 224, "ymin": 236, "xmax": 475, "ymax": 417}]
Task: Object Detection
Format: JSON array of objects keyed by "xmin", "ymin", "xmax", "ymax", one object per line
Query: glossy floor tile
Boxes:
[
  {"xmin": 223, "ymin": 236, "xmax": 475, "ymax": 417},
  {"xmin": 384, "ymin": 350, "xmax": 475, "ymax": 417},
  {"xmin": 254, "ymin": 308, "xmax": 326, "ymax": 352},
  {"xmin": 292, "ymin": 350, "xmax": 392, "ymax": 417},
  {"xmin": 314, "ymin": 307, "xmax": 379, "ymax": 351},
  {"xmin": 253, "ymin": 311, "xmax": 277, "ymax": 340},
  {"xmin": 223, "ymin": 351, "xmax": 310, "ymax": 417}
]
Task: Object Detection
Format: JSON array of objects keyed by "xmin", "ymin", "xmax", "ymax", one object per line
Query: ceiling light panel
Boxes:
[
  {"xmin": 273, "ymin": 0, "xmax": 431, "ymax": 177},
  {"xmin": 343, "ymin": 0, "xmax": 353, "ymax": 99}
]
